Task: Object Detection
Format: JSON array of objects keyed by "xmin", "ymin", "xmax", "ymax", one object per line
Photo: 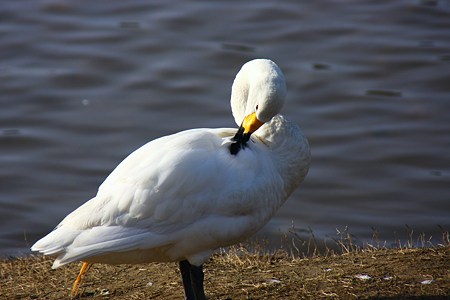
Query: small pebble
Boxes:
[
  {"xmin": 98, "ymin": 289, "xmax": 110, "ymax": 296},
  {"xmin": 421, "ymin": 279, "xmax": 434, "ymax": 285},
  {"xmin": 355, "ymin": 274, "xmax": 371, "ymax": 280},
  {"xmin": 268, "ymin": 278, "xmax": 281, "ymax": 284}
]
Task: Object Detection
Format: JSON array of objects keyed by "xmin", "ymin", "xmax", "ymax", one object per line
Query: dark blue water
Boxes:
[{"xmin": 1, "ymin": 0, "xmax": 449, "ymax": 256}]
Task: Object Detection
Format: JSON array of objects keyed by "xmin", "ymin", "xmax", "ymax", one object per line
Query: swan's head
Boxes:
[{"xmin": 230, "ymin": 59, "xmax": 287, "ymax": 154}]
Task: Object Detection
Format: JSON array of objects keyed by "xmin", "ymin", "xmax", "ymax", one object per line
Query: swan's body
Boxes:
[{"xmin": 31, "ymin": 59, "xmax": 310, "ymax": 299}]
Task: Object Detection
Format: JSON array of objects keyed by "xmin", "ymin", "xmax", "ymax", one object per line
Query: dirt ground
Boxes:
[{"xmin": 1, "ymin": 246, "xmax": 448, "ymax": 299}]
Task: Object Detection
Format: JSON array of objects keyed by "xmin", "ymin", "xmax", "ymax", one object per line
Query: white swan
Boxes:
[{"xmin": 31, "ymin": 59, "xmax": 310, "ymax": 300}]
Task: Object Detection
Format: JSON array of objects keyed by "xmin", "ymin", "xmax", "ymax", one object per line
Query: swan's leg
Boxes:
[
  {"xmin": 71, "ymin": 262, "xmax": 92, "ymax": 298},
  {"xmin": 179, "ymin": 260, "xmax": 195, "ymax": 300},
  {"xmin": 179, "ymin": 260, "xmax": 206, "ymax": 300},
  {"xmin": 190, "ymin": 264, "xmax": 206, "ymax": 300}
]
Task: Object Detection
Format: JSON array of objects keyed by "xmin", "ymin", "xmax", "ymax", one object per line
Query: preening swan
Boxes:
[{"xmin": 31, "ymin": 59, "xmax": 310, "ymax": 299}]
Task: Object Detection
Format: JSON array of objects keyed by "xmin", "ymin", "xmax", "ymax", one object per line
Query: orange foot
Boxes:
[{"xmin": 71, "ymin": 262, "xmax": 92, "ymax": 299}]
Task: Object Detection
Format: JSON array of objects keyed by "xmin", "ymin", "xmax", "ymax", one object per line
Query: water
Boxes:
[{"xmin": 1, "ymin": 0, "xmax": 449, "ymax": 257}]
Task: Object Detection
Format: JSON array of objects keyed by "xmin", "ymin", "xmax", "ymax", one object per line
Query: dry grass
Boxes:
[
  {"xmin": 283, "ymin": 224, "xmax": 450, "ymax": 257},
  {"xmin": 217, "ymin": 245, "xmax": 449, "ymax": 299},
  {"xmin": 1, "ymin": 229, "xmax": 449, "ymax": 299}
]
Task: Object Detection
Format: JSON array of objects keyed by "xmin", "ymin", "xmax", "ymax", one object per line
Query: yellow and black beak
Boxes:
[{"xmin": 230, "ymin": 112, "xmax": 264, "ymax": 155}]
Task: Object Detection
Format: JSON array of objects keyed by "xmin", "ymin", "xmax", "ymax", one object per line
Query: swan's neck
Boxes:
[{"xmin": 256, "ymin": 115, "xmax": 311, "ymax": 197}]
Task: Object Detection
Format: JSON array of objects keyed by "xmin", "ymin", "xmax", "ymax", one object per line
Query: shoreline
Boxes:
[{"xmin": 1, "ymin": 245, "xmax": 449, "ymax": 299}]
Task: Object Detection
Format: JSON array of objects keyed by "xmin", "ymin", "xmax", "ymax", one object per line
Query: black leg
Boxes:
[
  {"xmin": 179, "ymin": 260, "xmax": 207, "ymax": 300},
  {"xmin": 190, "ymin": 264, "xmax": 206, "ymax": 300},
  {"xmin": 179, "ymin": 260, "xmax": 195, "ymax": 300}
]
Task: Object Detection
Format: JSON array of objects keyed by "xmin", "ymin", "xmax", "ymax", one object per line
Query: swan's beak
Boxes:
[
  {"xmin": 241, "ymin": 112, "xmax": 264, "ymax": 135},
  {"xmin": 230, "ymin": 112, "xmax": 264, "ymax": 155}
]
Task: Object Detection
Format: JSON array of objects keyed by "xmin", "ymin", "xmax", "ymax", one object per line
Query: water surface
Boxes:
[{"xmin": 1, "ymin": 0, "xmax": 449, "ymax": 256}]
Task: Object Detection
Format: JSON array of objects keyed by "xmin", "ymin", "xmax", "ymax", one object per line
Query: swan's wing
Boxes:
[
  {"xmin": 33, "ymin": 225, "xmax": 175, "ymax": 268},
  {"xmin": 63, "ymin": 128, "xmax": 261, "ymax": 229},
  {"xmin": 32, "ymin": 128, "xmax": 283, "ymax": 267}
]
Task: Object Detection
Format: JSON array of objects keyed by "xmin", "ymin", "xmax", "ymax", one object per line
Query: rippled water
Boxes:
[{"xmin": 1, "ymin": 0, "xmax": 449, "ymax": 256}]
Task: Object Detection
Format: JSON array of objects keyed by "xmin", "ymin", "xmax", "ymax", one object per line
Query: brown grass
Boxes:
[{"xmin": 1, "ymin": 243, "xmax": 449, "ymax": 299}]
